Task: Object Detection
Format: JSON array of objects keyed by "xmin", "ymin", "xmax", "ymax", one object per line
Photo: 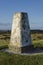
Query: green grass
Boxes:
[
  {"xmin": 31, "ymin": 33, "xmax": 43, "ymax": 48},
  {"xmin": 0, "ymin": 39, "xmax": 9, "ymax": 49},
  {"xmin": 0, "ymin": 40, "xmax": 9, "ymax": 46},
  {"xmin": 32, "ymin": 39, "xmax": 43, "ymax": 48},
  {"xmin": 0, "ymin": 51, "xmax": 43, "ymax": 65},
  {"xmin": 0, "ymin": 32, "xmax": 10, "ymax": 49},
  {"xmin": 0, "ymin": 31, "xmax": 43, "ymax": 65}
]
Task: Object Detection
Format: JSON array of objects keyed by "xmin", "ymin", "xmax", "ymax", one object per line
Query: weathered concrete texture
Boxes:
[{"xmin": 9, "ymin": 12, "xmax": 32, "ymax": 53}]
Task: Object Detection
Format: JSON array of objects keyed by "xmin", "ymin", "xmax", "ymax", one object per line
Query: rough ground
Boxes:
[{"xmin": 1, "ymin": 48, "xmax": 43, "ymax": 55}]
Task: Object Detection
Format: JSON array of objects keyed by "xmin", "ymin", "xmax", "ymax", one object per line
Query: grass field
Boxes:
[
  {"xmin": 0, "ymin": 51, "xmax": 43, "ymax": 65},
  {"xmin": 0, "ymin": 30, "xmax": 43, "ymax": 65}
]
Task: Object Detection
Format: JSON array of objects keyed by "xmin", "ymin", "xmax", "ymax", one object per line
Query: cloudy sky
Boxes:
[{"xmin": 0, "ymin": 0, "xmax": 43, "ymax": 30}]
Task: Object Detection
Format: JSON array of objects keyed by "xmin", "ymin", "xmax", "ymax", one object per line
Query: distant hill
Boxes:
[
  {"xmin": 30, "ymin": 30, "xmax": 43, "ymax": 34},
  {"xmin": 0, "ymin": 30, "xmax": 43, "ymax": 34},
  {"xmin": 0, "ymin": 30, "xmax": 11, "ymax": 34}
]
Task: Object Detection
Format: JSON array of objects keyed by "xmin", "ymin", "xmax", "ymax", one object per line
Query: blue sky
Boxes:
[{"xmin": 0, "ymin": 0, "xmax": 43, "ymax": 30}]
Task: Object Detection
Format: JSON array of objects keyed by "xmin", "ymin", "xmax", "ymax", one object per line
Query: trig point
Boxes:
[{"xmin": 9, "ymin": 12, "xmax": 32, "ymax": 53}]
